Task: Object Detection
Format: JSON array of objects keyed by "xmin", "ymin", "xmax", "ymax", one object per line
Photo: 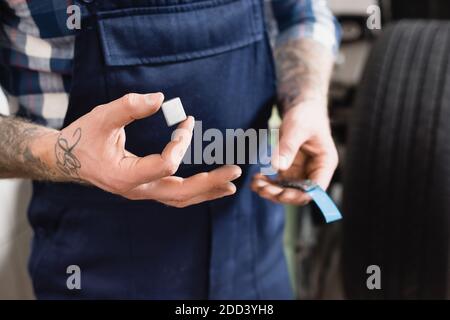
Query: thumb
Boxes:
[
  {"xmin": 272, "ymin": 118, "xmax": 310, "ymax": 171},
  {"xmin": 102, "ymin": 92, "xmax": 164, "ymax": 129}
]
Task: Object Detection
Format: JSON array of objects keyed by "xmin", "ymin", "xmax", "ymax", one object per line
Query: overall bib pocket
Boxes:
[{"xmin": 97, "ymin": 0, "xmax": 263, "ymax": 66}]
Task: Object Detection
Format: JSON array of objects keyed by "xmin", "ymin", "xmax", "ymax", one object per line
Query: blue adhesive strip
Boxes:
[
  {"xmin": 306, "ymin": 187, "xmax": 342, "ymax": 223},
  {"xmin": 278, "ymin": 180, "xmax": 343, "ymax": 223}
]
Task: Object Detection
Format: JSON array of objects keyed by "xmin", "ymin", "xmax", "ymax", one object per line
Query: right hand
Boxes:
[{"xmin": 35, "ymin": 93, "xmax": 241, "ymax": 207}]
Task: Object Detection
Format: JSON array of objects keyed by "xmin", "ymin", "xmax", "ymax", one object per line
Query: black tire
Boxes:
[
  {"xmin": 342, "ymin": 21, "xmax": 450, "ymax": 299},
  {"xmin": 389, "ymin": 0, "xmax": 450, "ymax": 21}
]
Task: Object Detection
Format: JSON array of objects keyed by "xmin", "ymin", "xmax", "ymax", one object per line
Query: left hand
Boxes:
[{"xmin": 251, "ymin": 98, "xmax": 338, "ymax": 205}]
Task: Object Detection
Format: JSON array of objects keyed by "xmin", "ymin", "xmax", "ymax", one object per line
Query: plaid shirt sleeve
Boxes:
[
  {"xmin": 269, "ymin": 0, "xmax": 341, "ymax": 54},
  {"xmin": 0, "ymin": 0, "xmax": 75, "ymax": 129}
]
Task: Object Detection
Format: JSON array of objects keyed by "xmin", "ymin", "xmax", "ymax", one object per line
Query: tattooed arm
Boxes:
[
  {"xmin": 0, "ymin": 93, "xmax": 241, "ymax": 207},
  {"xmin": 274, "ymin": 39, "xmax": 334, "ymax": 112},
  {"xmin": 252, "ymin": 38, "xmax": 338, "ymax": 204},
  {"xmin": 252, "ymin": 38, "xmax": 338, "ymax": 205},
  {"xmin": 0, "ymin": 115, "xmax": 69, "ymax": 181},
  {"xmin": 252, "ymin": 0, "xmax": 341, "ymax": 205}
]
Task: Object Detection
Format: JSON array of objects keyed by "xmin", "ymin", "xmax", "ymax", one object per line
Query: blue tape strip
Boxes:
[
  {"xmin": 306, "ymin": 187, "xmax": 342, "ymax": 223},
  {"xmin": 278, "ymin": 180, "xmax": 343, "ymax": 223}
]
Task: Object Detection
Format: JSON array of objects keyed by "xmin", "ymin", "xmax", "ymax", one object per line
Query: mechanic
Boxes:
[{"xmin": 0, "ymin": 0, "xmax": 340, "ymax": 299}]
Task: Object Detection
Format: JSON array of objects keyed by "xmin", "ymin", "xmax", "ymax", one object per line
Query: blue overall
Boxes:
[{"xmin": 28, "ymin": 0, "xmax": 292, "ymax": 299}]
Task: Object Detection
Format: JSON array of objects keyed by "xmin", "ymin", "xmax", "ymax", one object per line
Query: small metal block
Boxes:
[{"xmin": 161, "ymin": 97, "xmax": 187, "ymax": 127}]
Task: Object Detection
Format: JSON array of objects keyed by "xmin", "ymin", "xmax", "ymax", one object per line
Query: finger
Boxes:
[
  {"xmin": 127, "ymin": 165, "xmax": 242, "ymax": 200},
  {"xmin": 257, "ymin": 189, "xmax": 282, "ymax": 204},
  {"xmin": 253, "ymin": 173, "xmax": 272, "ymax": 182},
  {"xmin": 308, "ymin": 163, "xmax": 336, "ymax": 191},
  {"xmin": 277, "ymin": 188, "xmax": 311, "ymax": 206},
  {"xmin": 251, "ymin": 175, "xmax": 312, "ymax": 205},
  {"xmin": 306, "ymin": 145, "xmax": 338, "ymax": 190},
  {"xmin": 272, "ymin": 117, "xmax": 310, "ymax": 171},
  {"xmin": 119, "ymin": 117, "xmax": 195, "ymax": 185},
  {"xmin": 102, "ymin": 92, "xmax": 164, "ymax": 128},
  {"xmin": 251, "ymin": 176, "xmax": 283, "ymax": 203},
  {"xmin": 250, "ymin": 178, "xmax": 269, "ymax": 192},
  {"xmin": 160, "ymin": 116, "xmax": 195, "ymax": 169},
  {"xmin": 257, "ymin": 184, "xmax": 284, "ymax": 200},
  {"xmin": 152, "ymin": 165, "xmax": 242, "ymax": 199},
  {"xmin": 171, "ymin": 182, "xmax": 237, "ymax": 207}
]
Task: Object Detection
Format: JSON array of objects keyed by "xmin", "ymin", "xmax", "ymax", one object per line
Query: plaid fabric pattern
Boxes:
[
  {"xmin": 0, "ymin": 0, "xmax": 340, "ymax": 129},
  {"xmin": 0, "ymin": 0, "xmax": 76, "ymax": 128},
  {"xmin": 270, "ymin": 0, "xmax": 341, "ymax": 52}
]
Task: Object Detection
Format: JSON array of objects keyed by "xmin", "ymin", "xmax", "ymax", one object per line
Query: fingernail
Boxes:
[
  {"xmin": 188, "ymin": 116, "xmax": 195, "ymax": 128},
  {"xmin": 278, "ymin": 155, "xmax": 288, "ymax": 170},
  {"xmin": 266, "ymin": 185, "xmax": 283, "ymax": 194},
  {"xmin": 144, "ymin": 94, "xmax": 155, "ymax": 105},
  {"xmin": 232, "ymin": 169, "xmax": 242, "ymax": 180},
  {"xmin": 145, "ymin": 92, "xmax": 164, "ymax": 106},
  {"xmin": 254, "ymin": 180, "xmax": 267, "ymax": 188},
  {"xmin": 228, "ymin": 182, "xmax": 237, "ymax": 194}
]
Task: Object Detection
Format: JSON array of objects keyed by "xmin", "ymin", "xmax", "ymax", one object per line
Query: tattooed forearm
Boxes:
[
  {"xmin": 55, "ymin": 127, "xmax": 82, "ymax": 178},
  {"xmin": 21, "ymin": 127, "xmax": 56, "ymax": 179},
  {"xmin": 274, "ymin": 38, "xmax": 334, "ymax": 112},
  {"xmin": 0, "ymin": 115, "xmax": 79, "ymax": 181}
]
